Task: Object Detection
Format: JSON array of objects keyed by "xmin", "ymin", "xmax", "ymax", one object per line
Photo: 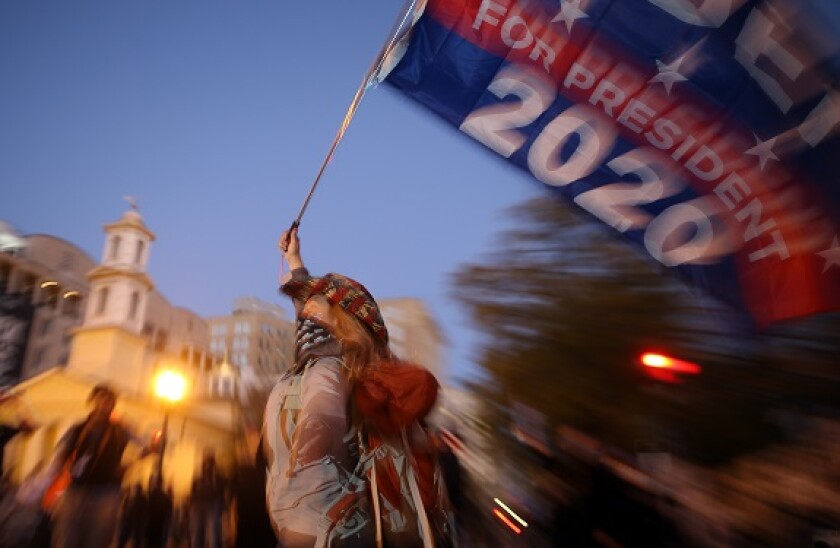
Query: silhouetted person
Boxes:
[
  {"xmin": 189, "ymin": 449, "xmax": 228, "ymax": 548},
  {"xmin": 117, "ymin": 484, "xmax": 147, "ymax": 548},
  {"xmin": 0, "ymin": 423, "xmax": 31, "ymax": 476},
  {"xmin": 145, "ymin": 479, "xmax": 173, "ymax": 548},
  {"xmin": 0, "ymin": 388, "xmax": 38, "ymax": 480},
  {"xmin": 50, "ymin": 383, "xmax": 156, "ymax": 548},
  {"xmin": 232, "ymin": 441, "xmax": 274, "ymax": 548}
]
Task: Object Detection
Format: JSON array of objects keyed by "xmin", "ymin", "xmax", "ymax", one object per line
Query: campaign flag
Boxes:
[{"xmin": 383, "ymin": 0, "xmax": 840, "ymax": 327}]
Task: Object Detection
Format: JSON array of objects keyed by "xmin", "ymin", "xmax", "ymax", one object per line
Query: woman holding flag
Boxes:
[{"xmin": 262, "ymin": 227, "xmax": 454, "ymax": 547}]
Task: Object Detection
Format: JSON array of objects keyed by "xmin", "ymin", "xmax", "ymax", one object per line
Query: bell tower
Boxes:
[
  {"xmin": 66, "ymin": 201, "xmax": 156, "ymax": 393},
  {"xmin": 84, "ymin": 202, "xmax": 155, "ymax": 332}
]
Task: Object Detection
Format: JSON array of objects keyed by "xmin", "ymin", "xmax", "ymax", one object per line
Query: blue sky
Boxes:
[{"xmin": 0, "ymin": 0, "xmax": 543, "ymax": 384}]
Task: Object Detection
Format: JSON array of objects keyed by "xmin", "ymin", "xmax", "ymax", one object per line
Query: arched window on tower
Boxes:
[
  {"xmin": 128, "ymin": 291, "xmax": 140, "ymax": 320},
  {"xmin": 96, "ymin": 286, "xmax": 110, "ymax": 315},
  {"xmin": 222, "ymin": 377, "xmax": 233, "ymax": 397},
  {"xmin": 109, "ymin": 236, "xmax": 122, "ymax": 261},
  {"xmin": 62, "ymin": 291, "xmax": 82, "ymax": 318},
  {"xmin": 20, "ymin": 273, "xmax": 36, "ymax": 303},
  {"xmin": 41, "ymin": 281, "xmax": 61, "ymax": 308},
  {"xmin": 134, "ymin": 240, "xmax": 145, "ymax": 265},
  {"xmin": 209, "ymin": 377, "xmax": 234, "ymax": 398}
]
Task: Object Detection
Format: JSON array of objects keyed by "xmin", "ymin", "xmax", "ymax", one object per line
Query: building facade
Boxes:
[
  {"xmin": 65, "ymin": 208, "xmax": 227, "ymax": 400},
  {"xmin": 207, "ymin": 297, "xmax": 294, "ymax": 427},
  {"xmin": 2, "ymin": 208, "xmax": 241, "ymax": 494},
  {"xmin": 378, "ymin": 298, "xmax": 446, "ymax": 381},
  {"xmin": 208, "ymin": 296, "xmax": 294, "ymax": 387},
  {"xmin": 0, "ymin": 222, "xmax": 96, "ymax": 385}
]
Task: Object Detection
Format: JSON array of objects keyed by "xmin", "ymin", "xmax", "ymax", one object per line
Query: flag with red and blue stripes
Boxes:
[{"xmin": 385, "ymin": 0, "xmax": 840, "ymax": 326}]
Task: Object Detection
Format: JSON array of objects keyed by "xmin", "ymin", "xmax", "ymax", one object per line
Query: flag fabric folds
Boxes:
[{"xmin": 384, "ymin": 0, "xmax": 840, "ymax": 327}]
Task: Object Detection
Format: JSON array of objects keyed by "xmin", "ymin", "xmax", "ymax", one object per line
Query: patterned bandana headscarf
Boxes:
[{"xmin": 282, "ymin": 273, "xmax": 389, "ymax": 346}]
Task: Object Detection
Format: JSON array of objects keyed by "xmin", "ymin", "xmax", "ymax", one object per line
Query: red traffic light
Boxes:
[{"xmin": 640, "ymin": 352, "xmax": 701, "ymax": 383}]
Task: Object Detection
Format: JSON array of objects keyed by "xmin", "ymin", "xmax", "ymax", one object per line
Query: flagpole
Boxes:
[{"xmin": 287, "ymin": 0, "xmax": 421, "ymax": 236}]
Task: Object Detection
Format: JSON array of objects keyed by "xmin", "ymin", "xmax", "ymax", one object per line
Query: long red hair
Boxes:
[{"xmin": 328, "ymin": 301, "xmax": 391, "ymax": 380}]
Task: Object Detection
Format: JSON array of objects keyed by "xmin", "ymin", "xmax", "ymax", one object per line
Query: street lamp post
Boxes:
[{"xmin": 153, "ymin": 369, "xmax": 186, "ymax": 482}]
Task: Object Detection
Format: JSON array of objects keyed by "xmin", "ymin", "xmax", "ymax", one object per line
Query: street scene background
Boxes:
[{"xmin": 2, "ymin": 1, "xmax": 840, "ymax": 546}]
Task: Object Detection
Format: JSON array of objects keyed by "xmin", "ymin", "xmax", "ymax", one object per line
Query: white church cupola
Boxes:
[
  {"xmin": 102, "ymin": 200, "xmax": 153, "ymax": 271},
  {"xmin": 82, "ymin": 201, "xmax": 156, "ymax": 333},
  {"xmin": 206, "ymin": 353, "xmax": 239, "ymax": 400}
]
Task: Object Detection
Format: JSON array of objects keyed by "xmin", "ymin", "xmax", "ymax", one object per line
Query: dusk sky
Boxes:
[{"xmin": 0, "ymin": 1, "xmax": 543, "ymax": 385}]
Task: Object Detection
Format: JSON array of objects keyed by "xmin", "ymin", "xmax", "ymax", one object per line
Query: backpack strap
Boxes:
[
  {"xmin": 370, "ymin": 457, "xmax": 383, "ymax": 548},
  {"xmin": 401, "ymin": 428, "xmax": 434, "ymax": 548},
  {"xmin": 269, "ymin": 363, "xmax": 309, "ymax": 454}
]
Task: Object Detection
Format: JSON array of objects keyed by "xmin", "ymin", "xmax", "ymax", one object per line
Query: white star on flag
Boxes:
[
  {"xmin": 648, "ymin": 56, "xmax": 688, "ymax": 95},
  {"xmin": 818, "ymin": 236, "xmax": 840, "ymax": 273},
  {"xmin": 551, "ymin": 0, "xmax": 588, "ymax": 33},
  {"xmin": 745, "ymin": 134, "xmax": 779, "ymax": 171}
]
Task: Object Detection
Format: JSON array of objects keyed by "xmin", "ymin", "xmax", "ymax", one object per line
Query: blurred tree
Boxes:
[{"xmin": 452, "ymin": 198, "xmax": 840, "ymax": 464}]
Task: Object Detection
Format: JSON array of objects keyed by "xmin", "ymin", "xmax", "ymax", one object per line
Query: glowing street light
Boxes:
[
  {"xmin": 152, "ymin": 369, "xmax": 187, "ymax": 481},
  {"xmin": 154, "ymin": 369, "xmax": 187, "ymax": 403}
]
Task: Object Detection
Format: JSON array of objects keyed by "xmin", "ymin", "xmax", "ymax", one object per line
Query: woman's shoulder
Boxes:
[
  {"xmin": 272, "ymin": 355, "xmax": 345, "ymax": 386},
  {"xmin": 303, "ymin": 356, "xmax": 351, "ymax": 387},
  {"xmin": 311, "ymin": 355, "xmax": 344, "ymax": 367},
  {"xmin": 306, "ymin": 356, "xmax": 350, "ymax": 380}
]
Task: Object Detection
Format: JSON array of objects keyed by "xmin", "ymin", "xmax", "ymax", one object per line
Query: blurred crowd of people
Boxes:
[
  {"xmin": 0, "ymin": 382, "xmax": 276, "ymax": 548},
  {"xmin": 0, "ymin": 442, "xmax": 277, "ymax": 548},
  {"xmin": 3, "ymin": 385, "xmax": 840, "ymax": 547}
]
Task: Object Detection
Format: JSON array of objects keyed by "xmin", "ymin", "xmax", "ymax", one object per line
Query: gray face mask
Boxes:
[{"xmin": 293, "ymin": 316, "xmax": 341, "ymax": 371}]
